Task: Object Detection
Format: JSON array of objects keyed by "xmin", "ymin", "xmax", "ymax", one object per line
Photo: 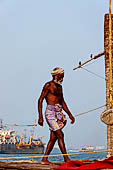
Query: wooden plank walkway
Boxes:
[
  {"xmin": 0, "ymin": 161, "xmax": 62, "ymax": 170},
  {"xmin": 0, "ymin": 160, "xmax": 112, "ymax": 170}
]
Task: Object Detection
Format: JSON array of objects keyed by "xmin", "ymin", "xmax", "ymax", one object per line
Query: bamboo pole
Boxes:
[
  {"xmin": 73, "ymin": 52, "xmax": 104, "ymax": 70},
  {"xmin": 109, "ymin": 0, "xmax": 113, "ymax": 108},
  {"xmin": 107, "ymin": 0, "xmax": 113, "ymax": 157}
]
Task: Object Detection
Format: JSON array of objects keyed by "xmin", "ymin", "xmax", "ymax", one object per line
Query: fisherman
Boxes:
[{"xmin": 38, "ymin": 67, "xmax": 75, "ymax": 165}]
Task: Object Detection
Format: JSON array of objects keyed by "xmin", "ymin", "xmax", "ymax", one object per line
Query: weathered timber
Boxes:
[
  {"xmin": 0, "ymin": 161, "xmax": 113, "ymax": 170},
  {"xmin": 0, "ymin": 161, "xmax": 62, "ymax": 170},
  {"xmin": 104, "ymin": 13, "xmax": 113, "ymax": 157},
  {"xmin": 73, "ymin": 52, "xmax": 104, "ymax": 70}
]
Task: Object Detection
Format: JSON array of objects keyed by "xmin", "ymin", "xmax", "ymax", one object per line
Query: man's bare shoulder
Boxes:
[{"xmin": 43, "ymin": 81, "xmax": 53, "ymax": 89}]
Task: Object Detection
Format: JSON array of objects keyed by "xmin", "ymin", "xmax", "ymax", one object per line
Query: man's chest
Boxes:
[{"xmin": 50, "ymin": 85, "xmax": 62, "ymax": 96}]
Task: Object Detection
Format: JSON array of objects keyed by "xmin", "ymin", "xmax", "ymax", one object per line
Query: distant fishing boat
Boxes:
[
  {"xmin": 68, "ymin": 148, "xmax": 79, "ymax": 152},
  {"xmin": 0, "ymin": 121, "xmax": 44, "ymax": 154},
  {"xmin": 95, "ymin": 146, "xmax": 104, "ymax": 150},
  {"xmin": 79, "ymin": 145, "xmax": 94, "ymax": 152}
]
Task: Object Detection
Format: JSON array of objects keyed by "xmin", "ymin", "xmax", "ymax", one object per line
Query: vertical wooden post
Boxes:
[
  {"xmin": 104, "ymin": 13, "xmax": 113, "ymax": 156},
  {"xmin": 109, "ymin": 0, "xmax": 113, "ymax": 108}
]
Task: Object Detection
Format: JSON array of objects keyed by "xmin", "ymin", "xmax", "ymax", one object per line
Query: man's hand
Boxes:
[
  {"xmin": 69, "ymin": 114, "xmax": 75, "ymax": 124},
  {"xmin": 38, "ymin": 118, "xmax": 44, "ymax": 126}
]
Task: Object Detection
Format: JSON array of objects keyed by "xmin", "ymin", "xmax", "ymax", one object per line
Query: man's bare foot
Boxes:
[
  {"xmin": 64, "ymin": 158, "xmax": 70, "ymax": 162},
  {"xmin": 40, "ymin": 160, "xmax": 54, "ymax": 165}
]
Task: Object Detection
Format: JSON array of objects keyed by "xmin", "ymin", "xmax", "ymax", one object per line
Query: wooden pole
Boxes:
[
  {"xmin": 73, "ymin": 52, "xmax": 104, "ymax": 70},
  {"xmin": 107, "ymin": 0, "xmax": 113, "ymax": 157},
  {"xmin": 109, "ymin": 0, "xmax": 113, "ymax": 108},
  {"xmin": 103, "ymin": 0, "xmax": 113, "ymax": 157}
]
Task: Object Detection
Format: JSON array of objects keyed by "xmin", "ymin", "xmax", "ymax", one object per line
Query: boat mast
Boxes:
[{"xmin": 0, "ymin": 119, "xmax": 3, "ymax": 129}]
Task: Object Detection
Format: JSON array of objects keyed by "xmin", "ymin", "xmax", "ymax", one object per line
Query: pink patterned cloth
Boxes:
[{"xmin": 45, "ymin": 104, "xmax": 67, "ymax": 131}]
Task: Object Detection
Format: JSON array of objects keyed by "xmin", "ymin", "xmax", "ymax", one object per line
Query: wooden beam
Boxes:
[{"xmin": 73, "ymin": 51, "xmax": 104, "ymax": 70}]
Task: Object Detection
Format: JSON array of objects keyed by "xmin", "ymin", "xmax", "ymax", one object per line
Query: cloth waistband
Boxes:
[{"xmin": 46, "ymin": 104, "xmax": 62, "ymax": 112}]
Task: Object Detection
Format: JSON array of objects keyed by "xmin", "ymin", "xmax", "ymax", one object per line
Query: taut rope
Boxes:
[{"xmin": 0, "ymin": 150, "xmax": 107, "ymax": 160}]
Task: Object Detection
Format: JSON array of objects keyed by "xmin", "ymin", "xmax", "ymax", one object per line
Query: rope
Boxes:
[
  {"xmin": 0, "ymin": 150, "xmax": 107, "ymax": 160},
  {"xmin": 75, "ymin": 104, "xmax": 106, "ymax": 117},
  {"xmin": 84, "ymin": 59, "xmax": 98, "ymax": 67},
  {"xmin": 4, "ymin": 123, "xmax": 37, "ymax": 127},
  {"xmin": 81, "ymin": 67, "xmax": 106, "ymax": 80},
  {"xmin": 2, "ymin": 105, "xmax": 106, "ymax": 127}
]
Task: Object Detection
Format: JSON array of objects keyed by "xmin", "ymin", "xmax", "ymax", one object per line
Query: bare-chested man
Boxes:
[{"xmin": 38, "ymin": 67, "xmax": 75, "ymax": 165}]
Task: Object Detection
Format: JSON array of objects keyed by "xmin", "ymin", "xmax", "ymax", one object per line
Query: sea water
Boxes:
[{"xmin": 0, "ymin": 148, "xmax": 106, "ymax": 162}]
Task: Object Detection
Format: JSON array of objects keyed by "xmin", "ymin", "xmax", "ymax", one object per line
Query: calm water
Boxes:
[{"xmin": 0, "ymin": 148, "xmax": 106, "ymax": 162}]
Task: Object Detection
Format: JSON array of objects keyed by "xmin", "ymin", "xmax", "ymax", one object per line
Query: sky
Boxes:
[{"xmin": 0, "ymin": 0, "xmax": 112, "ymax": 149}]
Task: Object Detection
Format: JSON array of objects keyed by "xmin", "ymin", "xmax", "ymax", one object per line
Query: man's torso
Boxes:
[{"xmin": 45, "ymin": 81, "xmax": 63, "ymax": 105}]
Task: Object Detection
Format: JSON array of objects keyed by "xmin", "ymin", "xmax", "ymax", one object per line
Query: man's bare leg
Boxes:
[
  {"xmin": 55, "ymin": 129, "xmax": 70, "ymax": 162},
  {"xmin": 41, "ymin": 130, "xmax": 57, "ymax": 164}
]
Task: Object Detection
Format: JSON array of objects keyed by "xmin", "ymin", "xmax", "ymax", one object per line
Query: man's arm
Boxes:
[
  {"xmin": 62, "ymin": 99, "xmax": 75, "ymax": 124},
  {"xmin": 38, "ymin": 83, "xmax": 50, "ymax": 126},
  {"xmin": 61, "ymin": 86, "xmax": 75, "ymax": 124}
]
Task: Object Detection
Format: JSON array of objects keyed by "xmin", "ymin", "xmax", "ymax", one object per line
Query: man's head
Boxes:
[{"xmin": 51, "ymin": 67, "xmax": 64, "ymax": 85}]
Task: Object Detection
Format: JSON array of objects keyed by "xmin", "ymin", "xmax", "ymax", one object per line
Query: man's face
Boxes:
[{"xmin": 56, "ymin": 73, "xmax": 64, "ymax": 84}]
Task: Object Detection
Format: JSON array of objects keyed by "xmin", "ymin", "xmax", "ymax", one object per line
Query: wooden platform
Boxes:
[
  {"xmin": 0, "ymin": 161, "xmax": 62, "ymax": 170},
  {"xmin": 0, "ymin": 160, "xmax": 113, "ymax": 170}
]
